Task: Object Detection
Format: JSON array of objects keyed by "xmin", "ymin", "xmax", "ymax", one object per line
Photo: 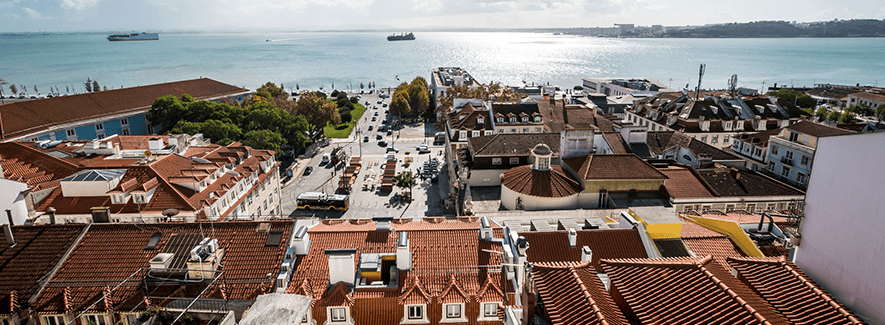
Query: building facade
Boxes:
[{"xmin": 763, "ymin": 121, "xmax": 853, "ymax": 190}]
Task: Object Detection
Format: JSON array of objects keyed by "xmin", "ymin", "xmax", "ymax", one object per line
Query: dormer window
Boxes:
[
  {"xmin": 534, "ymin": 116, "xmax": 541, "ymax": 122},
  {"xmin": 477, "ymin": 117, "xmax": 484, "ymax": 124},
  {"xmin": 496, "ymin": 117, "xmax": 504, "ymax": 123},
  {"xmin": 443, "ymin": 303, "xmax": 465, "ymax": 322},
  {"xmin": 509, "ymin": 117, "xmax": 516, "ymax": 123},
  {"xmin": 327, "ymin": 307, "xmax": 351, "ymax": 323},
  {"xmin": 521, "ymin": 116, "xmax": 528, "ymax": 123},
  {"xmin": 404, "ymin": 304, "xmax": 427, "ymax": 323}
]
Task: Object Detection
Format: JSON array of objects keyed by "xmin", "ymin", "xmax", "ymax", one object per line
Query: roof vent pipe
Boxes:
[
  {"xmin": 47, "ymin": 207, "xmax": 56, "ymax": 225},
  {"xmin": 568, "ymin": 229, "xmax": 577, "ymax": 248},
  {"xmin": 6, "ymin": 209, "xmax": 14, "ymax": 226},
  {"xmin": 4, "ymin": 224, "xmax": 14, "ymax": 248}
]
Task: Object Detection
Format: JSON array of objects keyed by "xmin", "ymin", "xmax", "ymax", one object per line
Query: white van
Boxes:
[{"xmin": 321, "ymin": 153, "xmax": 331, "ymax": 164}]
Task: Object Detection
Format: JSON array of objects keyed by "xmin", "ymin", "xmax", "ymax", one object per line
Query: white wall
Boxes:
[
  {"xmin": 468, "ymin": 169, "xmax": 505, "ymax": 187},
  {"xmin": 501, "ymin": 185, "xmax": 578, "ymax": 211},
  {"xmin": 0, "ymin": 179, "xmax": 30, "ymax": 225},
  {"xmin": 795, "ymin": 132, "xmax": 885, "ymax": 324}
]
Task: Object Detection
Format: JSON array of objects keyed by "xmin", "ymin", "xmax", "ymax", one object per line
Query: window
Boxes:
[
  {"xmin": 459, "ymin": 131, "xmax": 467, "ymax": 140},
  {"xmin": 771, "ymin": 145, "xmax": 778, "ymax": 155},
  {"xmin": 95, "ymin": 123, "xmax": 104, "ymax": 130},
  {"xmin": 44, "ymin": 316, "xmax": 65, "ymax": 325},
  {"xmin": 789, "ymin": 132, "xmax": 798, "ymax": 142},
  {"xmin": 754, "ymin": 148, "xmax": 762, "ymax": 157},
  {"xmin": 723, "ymin": 135, "xmax": 730, "ymax": 143},
  {"xmin": 492, "ymin": 158, "xmax": 502, "ymax": 165},
  {"xmin": 521, "ymin": 116, "xmax": 528, "ymax": 122},
  {"xmin": 725, "ymin": 121, "xmax": 733, "ymax": 129},
  {"xmin": 482, "ymin": 303, "xmax": 498, "ymax": 318},
  {"xmin": 96, "ymin": 131, "xmax": 105, "ymax": 139},
  {"xmin": 484, "ymin": 130, "xmax": 493, "ymax": 136},
  {"xmin": 800, "ymin": 155, "xmax": 809, "ymax": 166},
  {"xmin": 509, "ymin": 128, "xmax": 516, "ymax": 133},
  {"xmin": 509, "ymin": 117, "xmax": 516, "ymax": 123},
  {"xmin": 121, "ymin": 128, "xmax": 130, "ymax": 135},
  {"xmin": 767, "ymin": 162, "xmax": 776, "ymax": 172},
  {"xmin": 497, "ymin": 128, "xmax": 504, "ymax": 134},
  {"xmin": 263, "ymin": 199, "xmax": 268, "ymax": 211},
  {"xmin": 496, "ymin": 117, "xmax": 504, "ymax": 123},
  {"xmin": 702, "ymin": 205, "xmax": 712, "ymax": 212},
  {"xmin": 700, "ymin": 135, "xmax": 707, "ymax": 143},
  {"xmin": 477, "ymin": 117, "xmax": 484, "ymax": 124},
  {"xmin": 445, "ymin": 304, "xmax": 462, "ymax": 319},
  {"xmin": 329, "ymin": 307, "xmax": 347, "ymax": 322},
  {"xmin": 535, "ymin": 127, "xmax": 542, "ymax": 132},
  {"xmin": 725, "ymin": 204, "xmax": 735, "ymax": 212},
  {"xmin": 712, "ymin": 135, "xmax": 719, "ymax": 144},
  {"xmin": 797, "ymin": 172, "xmax": 808, "ymax": 185},
  {"xmin": 407, "ymin": 305, "xmax": 425, "ymax": 320},
  {"xmin": 781, "ymin": 166, "xmax": 791, "ymax": 179},
  {"xmin": 472, "ymin": 131, "xmax": 480, "ymax": 137},
  {"xmin": 522, "ymin": 128, "xmax": 528, "ymax": 133},
  {"xmin": 746, "ymin": 204, "xmax": 756, "ymax": 213},
  {"xmin": 121, "ymin": 118, "xmax": 129, "ymax": 125},
  {"xmin": 785, "ymin": 151, "xmax": 793, "ymax": 160},
  {"xmin": 509, "ymin": 157, "xmax": 519, "ymax": 165},
  {"xmin": 84, "ymin": 315, "xmax": 107, "ymax": 325},
  {"xmin": 66, "ymin": 129, "xmax": 76, "ymax": 136}
]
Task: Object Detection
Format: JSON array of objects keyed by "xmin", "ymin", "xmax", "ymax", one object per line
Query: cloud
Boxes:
[
  {"xmin": 0, "ymin": 2, "xmax": 14, "ymax": 9},
  {"xmin": 58, "ymin": 0, "xmax": 101, "ymax": 10},
  {"xmin": 22, "ymin": 7, "xmax": 54, "ymax": 20}
]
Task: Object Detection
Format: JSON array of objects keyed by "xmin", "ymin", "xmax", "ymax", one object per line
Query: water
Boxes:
[{"xmin": 2, "ymin": 32, "xmax": 884, "ymax": 94}]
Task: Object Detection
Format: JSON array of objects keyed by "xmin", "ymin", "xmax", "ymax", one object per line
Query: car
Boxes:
[
  {"xmin": 373, "ymin": 105, "xmax": 378, "ymax": 109},
  {"xmin": 384, "ymin": 109, "xmax": 389, "ymax": 114},
  {"xmin": 381, "ymin": 120, "xmax": 387, "ymax": 125},
  {"xmin": 321, "ymin": 154, "xmax": 330, "ymax": 164},
  {"xmin": 386, "ymin": 147, "xmax": 399, "ymax": 153},
  {"xmin": 431, "ymin": 174, "xmax": 438, "ymax": 183},
  {"xmin": 378, "ymin": 140, "xmax": 388, "ymax": 147},
  {"xmin": 416, "ymin": 145, "xmax": 430, "ymax": 153},
  {"xmin": 387, "ymin": 129, "xmax": 393, "ymax": 135},
  {"xmin": 363, "ymin": 135, "xmax": 370, "ymax": 142},
  {"xmin": 368, "ymin": 125, "xmax": 374, "ymax": 131},
  {"xmin": 378, "ymin": 125, "xmax": 386, "ymax": 132},
  {"xmin": 383, "ymin": 103, "xmax": 388, "ymax": 108},
  {"xmin": 374, "ymin": 112, "xmax": 379, "ymax": 116},
  {"xmin": 377, "ymin": 100, "xmax": 383, "ymax": 104},
  {"xmin": 376, "ymin": 133, "xmax": 384, "ymax": 140},
  {"xmin": 371, "ymin": 116, "xmax": 377, "ymax": 121},
  {"xmin": 303, "ymin": 166, "xmax": 314, "ymax": 175},
  {"xmin": 365, "ymin": 101, "xmax": 370, "ymax": 105}
]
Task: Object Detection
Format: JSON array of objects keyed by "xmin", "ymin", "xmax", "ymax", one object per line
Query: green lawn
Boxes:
[{"xmin": 323, "ymin": 102, "xmax": 366, "ymax": 138}]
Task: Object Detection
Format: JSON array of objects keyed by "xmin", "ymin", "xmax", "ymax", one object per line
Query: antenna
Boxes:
[
  {"xmin": 694, "ymin": 63, "xmax": 705, "ymax": 101},
  {"xmin": 727, "ymin": 74, "xmax": 738, "ymax": 96}
]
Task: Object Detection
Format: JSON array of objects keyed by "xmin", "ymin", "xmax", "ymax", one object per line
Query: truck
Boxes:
[{"xmin": 329, "ymin": 147, "xmax": 347, "ymax": 165}]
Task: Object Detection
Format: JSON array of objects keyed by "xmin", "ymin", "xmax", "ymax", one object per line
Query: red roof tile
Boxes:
[
  {"xmin": 601, "ymin": 256, "xmax": 790, "ymax": 325},
  {"xmin": 562, "ymin": 154, "xmax": 668, "ymax": 181},
  {"xmin": 0, "ymin": 78, "xmax": 248, "ymax": 140},
  {"xmin": 0, "ymin": 225, "xmax": 86, "ymax": 315},
  {"xmin": 660, "ymin": 165, "xmax": 716, "ymax": 198},
  {"xmin": 0, "ymin": 142, "xmax": 79, "ymax": 188},
  {"xmin": 34, "ymin": 221, "xmax": 292, "ymax": 314},
  {"xmin": 728, "ymin": 256, "xmax": 867, "ymax": 325},
  {"xmin": 500, "ymin": 165, "xmax": 581, "ymax": 198},
  {"xmin": 520, "ymin": 229, "xmax": 648, "ymax": 270},
  {"xmin": 532, "ymin": 261, "xmax": 627, "ymax": 325}
]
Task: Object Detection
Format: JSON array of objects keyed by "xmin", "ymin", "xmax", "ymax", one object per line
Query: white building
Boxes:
[
  {"xmin": 846, "ymin": 92, "xmax": 885, "ymax": 110},
  {"xmin": 582, "ymin": 78, "xmax": 674, "ymax": 97},
  {"xmin": 763, "ymin": 121, "xmax": 853, "ymax": 190},
  {"xmin": 0, "ymin": 178, "xmax": 29, "ymax": 225},
  {"xmin": 794, "ymin": 131, "xmax": 885, "ymax": 324},
  {"xmin": 430, "ymin": 67, "xmax": 479, "ymax": 111}
]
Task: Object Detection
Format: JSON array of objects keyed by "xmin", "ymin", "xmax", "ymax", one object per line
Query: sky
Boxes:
[{"xmin": 0, "ymin": 0, "xmax": 883, "ymax": 32}]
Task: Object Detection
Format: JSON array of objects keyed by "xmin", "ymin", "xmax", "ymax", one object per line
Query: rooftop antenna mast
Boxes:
[{"xmin": 694, "ymin": 63, "xmax": 706, "ymax": 101}]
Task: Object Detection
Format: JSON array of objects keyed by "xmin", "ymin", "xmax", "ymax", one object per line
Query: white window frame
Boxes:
[
  {"xmin": 492, "ymin": 158, "xmax": 502, "ymax": 165},
  {"xmin": 496, "ymin": 117, "xmax": 503, "ymax": 123},
  {"xmin": 484, "ymin": 130, "xmax": 493, "ymax": 136},
  {"xmin": 459, "ymin": 131, "xmax": 467, "ymax": 141},
  {"xmin": 800, "ymin": 155, "xmax": 809, "ymax": 166},
  {"xmin": 509, "ymin": 117, "xmax": 516, "ymax": 123},
  {"xmin": 402, "ymin": 304, "xmax": 428, "ymax": 323},
  {"xmin": 478, "ymin": 302, "xmax": 501, "ymax": 321},
  {"xmin": 83, "ymin": 314, "xmax": 107, "ymax": 325},
  {"xmin": 120, "ymin": 118, "xmax": 129, "ymax": 125},
  {"xmin": 441, "ymin": 303, "xmax": 466, "ymax": 323},
  {"xmin": 534, "ymin": 116, "xmax": 541, "ymax": 122},
  {"xmin": 771, "ymin": 145, "xmax": 778, "ymax": 155},
  {"xmin": 797, "ymin": 172, "xmax": 808, "ymax": 185},
  {"xmin": 121, "ymin": 127, "xmax": 130, "ymax": 135},
  {"xmin": 95, "ymin": 123, "xmax": 104, "ymax": 130},
  {"xmin": 43, "ymin": 316, "xmax": 65, "ymax": 325},
  {"xmin": 509, "ymin": 157, "xmax": 519, "ymax": 165},
  {"xmin": 95, "ymin": 131, "xmax": 105, "ymax": 139},
  {"xmin": 781, "ymin": 166, "xmax": 791, "ymax": 178},
  {"xmin": 521, "ymin": 116, "xmax": 528, "ymax": 122},
  {"xmin": 326, "ymin": 306, "xmax": 351, "ymax": 324},
  {"xmin": 66, "ymin": 129, "xmax": 76, "ymax": 136},
  {"xmin": 472, "ymin": 131, "xmax": 480, "ymax": 137},
  {"xmin": 477, "ymin": 117, "xmax": 484, "ymax": 124}
]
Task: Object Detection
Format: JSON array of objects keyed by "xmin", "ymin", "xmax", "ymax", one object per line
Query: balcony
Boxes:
[{"xmin": 780, "ymin": 157, "xmax": 793, "ymax": 166}]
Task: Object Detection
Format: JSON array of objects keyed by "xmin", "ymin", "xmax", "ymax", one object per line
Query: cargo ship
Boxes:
[
  {"xmin": 387, "ymin": 32, "xmax": 415, "ymax": 41},
  {"xmin": 107, "ymin": 32, "xmax": 159, "ymax": 41}
]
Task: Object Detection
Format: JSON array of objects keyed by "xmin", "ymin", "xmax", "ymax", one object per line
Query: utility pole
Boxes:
[{"xmin": 694, "ymin": 63, "xmax": 705, "ymax": 102}]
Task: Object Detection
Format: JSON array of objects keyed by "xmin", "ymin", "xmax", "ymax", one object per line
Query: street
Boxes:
[{"xmin": 280, "ymin": 89, "xmax": 452, "ymax": 220}]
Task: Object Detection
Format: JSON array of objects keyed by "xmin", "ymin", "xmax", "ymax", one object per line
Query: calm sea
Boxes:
[{"xmin": 1, "ymin": 32, "xmax": 884, "ymax": 94}]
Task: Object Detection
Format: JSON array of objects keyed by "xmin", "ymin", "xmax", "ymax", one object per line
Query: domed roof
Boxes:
[
  {"xmin": 501, "ymin": 165, "xmax": 581, "ymax": 198},
  {"xmin": 531, "ymin": 144, "xmax": 553, "ymax": 156}
]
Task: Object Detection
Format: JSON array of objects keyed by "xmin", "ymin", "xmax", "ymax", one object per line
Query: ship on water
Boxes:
[
  {"xmin": 107, "ymin": 32, "xmax": 159, "ymax": 41},
  {"xmin": 387, "ymin": 32, "xmax": 415, "ymax": 41}
]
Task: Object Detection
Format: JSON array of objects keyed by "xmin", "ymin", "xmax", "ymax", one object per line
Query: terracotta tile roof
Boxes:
[
  {"xmin": 683, "ymin": 237, "xmax": 747, "ymax": 270},
  {"xmin": 286, "ymin": 219, "xmax": 511, "ymax": 325},
  {"xmin": 601, "ymin": 256, "xmax": 790, "ymax": 324},
  {"xmin": 562, "ymin": 154, "xmax": 668, "ymax": 181},
  {"xmin": 659, "ymin": 165, "xmax": 715, "ymax": 198},
  {"xmin": 0, "ymin": 225, "xmax": 86, "ymax": 315},
  {"xmin": 602, "ymin": 132, "xmax": 630, "ymax": 154},
  {"xmin": 728, "ymin": 256, "xmax": 868, "ymax": 325},
  {"xmin": 0, "ymin": 142, "xmax": 79, "ymax": 188},
  {"xmin": 848, "ymin": 91, "xmax": 885, "ymax": 102},
  {"xmin": 34, "ymin": 221, "xmax": 292, "ymax": 314},
  {"xmin": 735, "ymin": 128, "xmax": 783, "ymax": 147},
  {"xmin": 500, "ymin": 165, "xmax": 581, "ymax": 198},
  {"xmin": 785, "ymin": 120, "xmax": 855, "ymax": 137},
  {"xmin": 532, "ymin": 261, "xmax": 628, "ymax": 325},
  {"xmin": 468, "ymin": 133, "xmax": 560, "ymax": 157},
  {"xmin": 697, "ymin": 168, "xmax": 804, "ymax": 197},
  {"xmin": 758, "ymin": 245, "xmax": 789, "ymax": 257},
  {"xmin": 447, "ymin": 103, "xmax": 494, "ymax": 131},
  {"xmin": 0, "ymin": 78, "xmax": 248, "ymax": 140},
  {"xmin": 519, "ymin": 229, "xmax": 648, "ymax": 270}
]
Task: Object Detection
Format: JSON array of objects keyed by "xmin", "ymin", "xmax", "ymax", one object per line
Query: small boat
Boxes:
[
  {"xmin": 266, "ymin": 39, "xmax": 271, "ymax": 42},
  {"xmin": 107, "ymin": 32, "xmax": 158, "ymax": 41},
  {"xmin": 387, "ymin": 32, "xmax": 415, "ymax": 41}
]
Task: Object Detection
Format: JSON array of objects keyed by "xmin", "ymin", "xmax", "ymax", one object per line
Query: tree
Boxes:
[
  {"xmin": 242, "ymin": 129, "xmax": 285, "ymax": 154},
  {"xmin": 766, "ymin": 89, "xmax": 815, "ymax": 108},
  {"xmin": 393, "ymin": 171, "xmax": 417, "ymax": 198},
  {"xmin": 390, "ymin": 92, "xmax": 411, "ymax": 118},
  {"xmin": 292, "ymin": 91, "xmax": 340, "ymax": 134},
  {"xmin": 838, "ymin": 112, "xmax": 856, "ymax": 124},
  {"xmin": 93, "ymin": 81, "xmax": 100, "ymax": 92},
  {"xmin": 827, "ymin": 110, "xmax": 842, "ymax": 122},
  {"xmin": 10, "ymin": 84, "xmax": 18, "ymax": 95},
  {"xmin": 340, "ymin": 110, "xmax": 352, "ymax": 123},
  {"xmin": 877, "ymin": 106, "xmax": 885, "ymax": 122},
  {"xmin": 255, "ymin": 82, "xmax": 286, "ymax": 100},
  {"xmin": 84, "ymin": 79, "xmax": 92, "ymax": 92},
  {"xmin": 360, "ymin": 82, "xmax": 364, "ymax": 90},
  {"xmin": 407, "ymin": 78, "xmax": 429, "ymax": 117},
  {"xmin": 815, "ymin": 107, "xmax": 828, "ymax": 119}
]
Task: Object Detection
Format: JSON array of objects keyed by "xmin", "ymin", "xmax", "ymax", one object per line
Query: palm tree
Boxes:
[{"xmin": 393, "ymin": 171, "xmax": 416, "ymax": 200}]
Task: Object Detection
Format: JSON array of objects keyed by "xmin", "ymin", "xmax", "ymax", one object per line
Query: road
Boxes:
[{"xmin": 280, "ymin": 90, "xmax": 453, "ymax": 220}]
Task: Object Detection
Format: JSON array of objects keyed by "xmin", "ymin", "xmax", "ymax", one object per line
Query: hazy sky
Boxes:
[{"xmin": 1, "ymin": 0, "xmax": 883, "ymax": 32}]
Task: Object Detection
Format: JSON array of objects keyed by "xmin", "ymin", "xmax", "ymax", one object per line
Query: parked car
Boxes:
[
  {"xmin": 373, "ymin": 105, "xmax": 378, "ymax": 109},
  {"xmin": 416, "ymin": 145, "xmax": 430, "ymax": 153},
  {"xmin": 377, "ymin": 100, "xmax": 383, "ymax": 104},
  {"xmin": 376, "ymin": 133, "xmax": 384, "ymax": 140},
  {"xmin": 378, "ymin": 140, "xmax": 388, "ymax": 147},
  {"xmin": 387, "ymin": 129, "xmax": 393, "ymax": 135},
  {"xmin": 371, "ymin": 116, "xmax": 377, "ymax": 121},
  {"xmin": 303, "ymin": 166, "xmax": 314, "ymax": 175},
  {"xmin": 386, "ymin": 147, "xmax": 399, "ymax": 153},
  {"xmin": 374, "ymin": 112, "xmax": 379, "ymax": 116},
  {"xmin": 383, "ymin": 103, "xmax": 388, "ymax": 108},
  {"xmin": 368, "ymin": 125, "xmax": 374, "ymax": 131},
  {"xmin": 363, "ymin": 135, "xmax": 370, "ymax": 142},
  {"xmin": 431, "ymin": 174, "xmax": 438, "ymax": 183}
]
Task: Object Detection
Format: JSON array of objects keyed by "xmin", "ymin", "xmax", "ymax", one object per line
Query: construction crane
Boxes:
[{"xmin": 694, "ymin": 63, "xmax": 705, "ymax": 101}]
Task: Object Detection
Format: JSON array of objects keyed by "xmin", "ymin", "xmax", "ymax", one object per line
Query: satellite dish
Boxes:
[{"xmin": 162, "ymin": 208, "xmax": 179, "ymax": 217}]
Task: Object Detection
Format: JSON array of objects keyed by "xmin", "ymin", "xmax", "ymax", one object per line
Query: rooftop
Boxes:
[
  {"xmin": 0, "ymin": 78, "xmax": 248, "ymax": 141},
  {"xmin": 658, "ymin": 165, "xmax": 716, "ymax": 199},
  {"xmin": 697, "ymin": 168, "xmax": 805, "ymax": 197},
  {"xmin": 562, "ymin": 154, "xmax": 668, "ymax": 181},
  {"xmin": 501, "ymin": 165, "xmax": 581, "ymax": 198},
  {"xmin": 532, "ymin": 261, "xmax": 628, "ymax": 325},
  {"xmin": 848, "ymin": 91, "xmax": 885, "ymax": 102},
  {"xmin": 468, "ymin": 133, "xmax": 560, "ymax": 157},
  {"xmin": 785, "ymin": 120, "xmax": 855, "ymax": 137},
  {"xmin": 519, "ymin": 229, "xmax": 648, "ymax": 270}
]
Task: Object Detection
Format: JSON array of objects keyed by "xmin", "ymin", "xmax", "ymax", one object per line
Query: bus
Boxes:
[{"xmin": 296, "ymin": 192, "xmax": 350, "ymax": 211}]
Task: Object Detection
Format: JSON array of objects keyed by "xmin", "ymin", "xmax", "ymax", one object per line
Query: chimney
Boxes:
[
  {"xmin": 479, "ymin": 216, "xmax": 493, "ymax": 240},
  {"xmin": 6, "ymin": 209, "xmax": 13, "ymax": 226},
  {"xmin": 325, "ymin": 249, "xmax": 356, "ymax": 286},
  {"xmin": 373, "ymin": 217, "xmax": 392, "ymax": 232},
  {"xmin": 4, "ymin": 224, "xmax": 14, "ymax": 247},
  {"xmin": 114, "ymin": 143, "xmax": 121, "ymax": 159},
  {"xmin": 581, "ymin": 246, "xmax": 592, "ymax": 263},
  {"xmin": 47, "ymin": 207, "xmax": 56, "ymax": 225},
  {"xmin": 396, "ymin": 232, "xmax": 412, "ymax": 270},
  {"xmin": 148, "ymin": 138, "xmax": 164, "ymax": 151},
  {"xmin": 516, "ymin": 236, "xmax": 529, "ymax": 257},
  {"xmin": 292, "ymin": 226, "xmax": 310, "ymax": 256},
  {"xmin": 568, "ymin": 228, "xmax": 577, "ymax": 248}
]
